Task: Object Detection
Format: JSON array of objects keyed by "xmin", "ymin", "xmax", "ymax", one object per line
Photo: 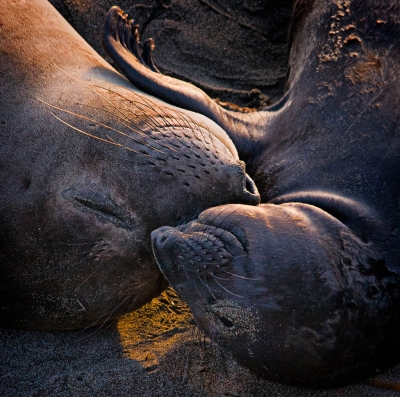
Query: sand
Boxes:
[{"xmin": 2, "ymin": 288, "xmax": 400, "ymax": 396}]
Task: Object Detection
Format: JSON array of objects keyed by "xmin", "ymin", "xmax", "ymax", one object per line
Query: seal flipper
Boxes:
[
  {"xmin": 102, "ymin": 6, "xmax": 258, "ymax": 158},
  {"xmin": 103, "ymin": 8, "xmax": 152, "ymax": 70},
  {"xmin": 102, "ymin": 7, "xmax": 226, "ymax": 123},
  {"xmin": 142, "ymin": 38, "xmax": 160, "ymax": 73},
  {"xmin": 125, "ymin": 21, "xmax": 146, "ymax": 66}
]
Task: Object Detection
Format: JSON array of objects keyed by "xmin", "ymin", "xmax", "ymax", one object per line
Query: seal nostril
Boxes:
[
  {"xmin": 242, "ymin": 174, "xmax": 260, "ymax": 205},
  {"xmin": 245, "ymin": 174, "xmax": 257, "ymax": 194},
  {"xmin": 160, "ymin": 235, "xmax": 168, "ymax": 245}
]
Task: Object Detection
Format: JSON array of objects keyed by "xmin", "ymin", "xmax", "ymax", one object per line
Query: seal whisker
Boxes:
[
  {"xmin": 125, "ymin": 98, "xmax": 174, "ymax": 131},
  {"xmin": 67, "ymin": 76, "xmax": 176, "ymax": 153},
  {"xmin": 157, "ymin": 106, "xmax": 203, "ymax": 138},
  {"xmin": 172, "ymin": 109, "xmax": 220, "ymax": 154},
  {"xmin": 89, "ymin": 84, "xmax": 162, "ymax": 127},
  {"xmin": 198, "ymin": 275, "xmax": 218, "ymax": 301},
  {"xmin": 121, "ymin": 90, "xmax": 196, "ymax": 134},
  {"xmin": 120, "ymin": 106, "xmax": 194, "ymax": 153},
  {"xmin": 127, "ymin": 90, "xmax": 225, "ymax": 158},
  {"xmin": 142, "ymin": 100, "xmax": 219, "ymax": 156},
  {"xmin": 51, "ymin": 65, "xmax": 143, "ymax": 128},
  {"xmin": 73, "ymin": 102, "xmax": 176, "ymax": 153},
  {"xmin": 204, "ymin": 206, "xmax": 242, "ymax": 234},
  {"xmin": 49, "ymin": 112, "xmax": 158, "ymax": 157},
  {"xmin": 85, "ymin": 90, "xmax": 174, "ymax": 145},
  {"xmin": 196, "ymin": 206, "xmax": 234, "ymax": 233},
  {"xmin": 190, "ymin": 273, "xmax": 204, "ymax": 297},
  {"xmin": 49, "ymin": 71, "xmax": 227, "ymax": 160},
  {"xmin": 51, "ymin": 64, "xmax": 147, "ymax": 134},
  {"xmin": 88, "ymin": 317, "xmax": 120, "ymax": 336},
  {"xmin": 75, "ymin": 293, "xmax": 135, "ymax": 338},
  {"xmin": 39, "ymin": 98, "xmax": 165, "ymax": 154},
  {"xmin": 207, "ymin": 271, "xmax": 231, "ymax": 281},
  {"xmin": 74, "ymin": 317, "xmax": 119, "ymax": 341},
  {"xmin": 208, "ymin": 273, "xmax": 244, "ymax": 299},
  {"xmin": 151, "ymin": 100, "xmax": 212, "ymax": 147},
  {"xmin": 135, "ymin": 94, "xmax": 189, "ymax": 132},
  {"xmin": 74, "ymin": 258, "xmax": 108, "ymax": 291},
  {"xmin": 106, "ymin": 101, "xmax": 180, "ymax": 153},
  {"xmin": 222, "ymin": 271, "xmax": 261, "ymax": 281},
  {"xmin": 173, "ymin": 211, "xmax": 203, "ymax": 228},
  {"xmin": 102, "ymin": 92, "xmax": 164, "ymax": 131},
  {"xmin": 88, "ymin": 85, "xmax": 176, "ymax": 141}
]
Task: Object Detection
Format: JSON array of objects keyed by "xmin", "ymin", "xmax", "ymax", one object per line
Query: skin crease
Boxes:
[
  {"xmin": 109, "ymin": 0, "xmax": 400, "ymax": 388},
  {"xmin": 0, "ymin": 0, "xmax": 260, "ymax": 330}
]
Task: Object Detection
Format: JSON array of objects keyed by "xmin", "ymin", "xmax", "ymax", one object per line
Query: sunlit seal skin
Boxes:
[
  {"xmin": 0, "ymin": 0, "xmax": 259, "ymax": 330},
  {"xmin": 125, "ymin": 0, "xmax": 400, "ymax": 388}
]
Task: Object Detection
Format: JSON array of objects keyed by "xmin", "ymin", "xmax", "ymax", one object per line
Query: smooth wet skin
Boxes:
[{"xmin": 0, "ymin": 0, "xmax": 259, "ymax": 330}]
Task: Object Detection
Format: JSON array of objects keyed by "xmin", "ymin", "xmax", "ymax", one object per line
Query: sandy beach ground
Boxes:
[
  {"xmin": 2, "ymin": 287, "xmax": 400, "ymax": 396},
  {"xmin": 2, "ymin": 1, "xmax": 400, "ymax": 395}
]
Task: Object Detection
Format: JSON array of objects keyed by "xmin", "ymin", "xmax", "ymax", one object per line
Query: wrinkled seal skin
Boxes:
[
  {"xmin": 0, "ymin": 0, "xmax": 260, "ymax": 330},
  {"xmin": 120, "ymin": 0, "xmax": 400, "ymax": 388}
]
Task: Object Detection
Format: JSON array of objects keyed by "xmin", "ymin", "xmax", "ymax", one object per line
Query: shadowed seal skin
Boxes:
[
  {"xmin": 113, "ymin": 0, "xmax": 400, "ymax": 388},
  {"xmin": 0, "ymin": 0, "xmax": 259, "ymax": 330}
]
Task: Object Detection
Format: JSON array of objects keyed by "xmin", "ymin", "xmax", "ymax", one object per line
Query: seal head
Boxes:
[
  {"xmin": 0, "ymin": 0, "xmax": 259, "ymax": 330},
  {"xmin": 152, "ymin": 202, "xmax": 400, "ymax": 387}
]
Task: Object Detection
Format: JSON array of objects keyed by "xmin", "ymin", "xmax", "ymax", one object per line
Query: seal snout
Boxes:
[
  {"xmin": 151, "ymin": 226, "xmax": 179, "ymax": 250},
  {"xmin": 151, "ymin": 226, "xmax": 182, "ymax": 273}
]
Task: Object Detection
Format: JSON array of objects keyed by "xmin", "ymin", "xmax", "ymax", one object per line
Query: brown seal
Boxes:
[{"xmin": 0, "ymin": 0, "xmax": 259, "ymax": 330}]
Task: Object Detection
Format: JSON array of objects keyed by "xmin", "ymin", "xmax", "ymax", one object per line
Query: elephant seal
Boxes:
[
  {"xmin": 102, "ymin": 0, "xmax": 400, "ymax": 388},
  {"xmin": 0, "ymin": 0, "xmax": 259, "ymax": 330}
]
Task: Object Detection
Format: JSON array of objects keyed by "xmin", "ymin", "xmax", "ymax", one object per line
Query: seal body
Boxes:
[
  {"xmin": 121, "ymin": 0, "xmax": 400, "ymax": 387},
  {"xmin": 0, "ymin": 0, "xmax": 259, "ymax": 330}
]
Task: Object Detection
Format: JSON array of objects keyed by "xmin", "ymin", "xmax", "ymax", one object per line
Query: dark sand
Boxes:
[
  {"xmin": 2, "ymin": 288, "xmax": 400, "ymax": 396},
  {"xmin": 2, "ymin": 1, "xmax": 400, "ymax": 395}
]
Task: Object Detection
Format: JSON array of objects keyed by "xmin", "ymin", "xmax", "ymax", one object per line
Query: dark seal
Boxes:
[
  {"xmin": 102, "ymin": 0, "xmax": 400, "ymax": 388},
  {"xmin": 0, "ymin": 0, "xmax": 259, "ymax": 330}
]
